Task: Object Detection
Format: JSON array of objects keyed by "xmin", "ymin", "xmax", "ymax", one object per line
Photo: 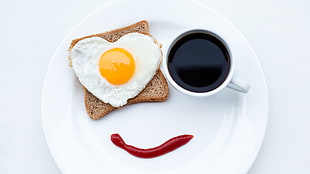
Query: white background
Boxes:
[{"xmin": 0, "ymin": 0, "xmax": 309, "ymax": 173}]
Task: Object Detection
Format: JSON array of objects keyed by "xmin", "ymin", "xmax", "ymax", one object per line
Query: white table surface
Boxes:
[{"xmin": 0, "ymin": 0, "xmax": 309, "ymax": 173}]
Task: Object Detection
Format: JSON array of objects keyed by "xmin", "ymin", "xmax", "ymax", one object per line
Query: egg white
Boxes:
[{"xmin": 69, "ymin": 33, "xmax": 162, "ymax": 107}]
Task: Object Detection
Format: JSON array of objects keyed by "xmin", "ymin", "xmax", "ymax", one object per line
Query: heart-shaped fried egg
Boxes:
[{"xmin": 69, "ymin": 33, "xmax": 162, "ymax": 107}]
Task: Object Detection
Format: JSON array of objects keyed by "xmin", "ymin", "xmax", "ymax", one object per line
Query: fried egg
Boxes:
[{"xmin": 69, "ymin": 33, "xmax": 162, "ymax": 107}]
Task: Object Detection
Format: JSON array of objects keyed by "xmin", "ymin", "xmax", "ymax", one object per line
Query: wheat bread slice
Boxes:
[{"xmin": 68, "ymin": 20, "xmax": 169, "ymax": 120}]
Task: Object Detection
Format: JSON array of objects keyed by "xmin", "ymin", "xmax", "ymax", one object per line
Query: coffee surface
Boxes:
[{"xmin": 168, "ymin": 32, "xmax": 230, "ymax": 92}]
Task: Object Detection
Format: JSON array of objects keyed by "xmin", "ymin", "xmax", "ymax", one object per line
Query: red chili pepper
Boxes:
[{"xmin": 111, "ymin": 133, "xmax": 193, "ymax": 158}]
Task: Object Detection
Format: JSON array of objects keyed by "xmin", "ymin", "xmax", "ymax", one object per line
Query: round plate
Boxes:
[{"xmin": 41, "ymin": 0, "xmax": 268, "ymax": 174}]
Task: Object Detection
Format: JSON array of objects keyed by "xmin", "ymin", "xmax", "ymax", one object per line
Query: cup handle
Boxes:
[{"xmin": 227, "ymin": 76, "xmax": 250, "ymax": 93}]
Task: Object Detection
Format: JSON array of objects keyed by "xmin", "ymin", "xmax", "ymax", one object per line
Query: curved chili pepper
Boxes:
[{"xmin": 111, "ymin": 133, "xmax": 193, "ymax": 158}]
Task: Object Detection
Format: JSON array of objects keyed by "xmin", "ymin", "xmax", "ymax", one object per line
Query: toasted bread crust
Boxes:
[
  {"xmin": 69, "ymin": 20, "xmax": 169, "ymax": 120},
  {"xmin": 69, "ymin": 20, "xmax": 149, "ymax": 49}
]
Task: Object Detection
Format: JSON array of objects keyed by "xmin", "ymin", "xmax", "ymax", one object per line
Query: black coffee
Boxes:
[{"xmin": 168, "ymin": 32, "xmax": 230, "ymax": 93}]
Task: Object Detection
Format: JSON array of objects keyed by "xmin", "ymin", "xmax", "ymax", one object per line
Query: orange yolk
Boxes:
[{"xmin": 98, "ymin": 48, "xmax": 135, "ymax": 85}]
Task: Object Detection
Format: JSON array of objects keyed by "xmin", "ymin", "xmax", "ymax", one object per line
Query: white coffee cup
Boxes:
[{"xmin": 162, "ymin": 29, "xmax": 250, "ymax": 97}]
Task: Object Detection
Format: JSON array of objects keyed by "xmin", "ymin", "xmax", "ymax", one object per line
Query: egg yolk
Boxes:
[{"xmin": 98, "ymin": 48, "xmax": 135, "ymax": 85}]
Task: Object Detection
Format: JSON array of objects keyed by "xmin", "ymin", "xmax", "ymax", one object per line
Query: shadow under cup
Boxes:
[{"xmin": 167, "ymin": 30, "xmax": 231, "ymax": 93}]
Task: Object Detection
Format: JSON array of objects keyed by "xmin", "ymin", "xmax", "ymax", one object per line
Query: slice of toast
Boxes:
[{"xmin": 68, "ymin": 21, "xmax": 169, "ymax": 120}]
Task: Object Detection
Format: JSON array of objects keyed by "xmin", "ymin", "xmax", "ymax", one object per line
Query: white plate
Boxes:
[{"xmin": 41, "ymin": 0, "xmax": 268, "ymax": 174}]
